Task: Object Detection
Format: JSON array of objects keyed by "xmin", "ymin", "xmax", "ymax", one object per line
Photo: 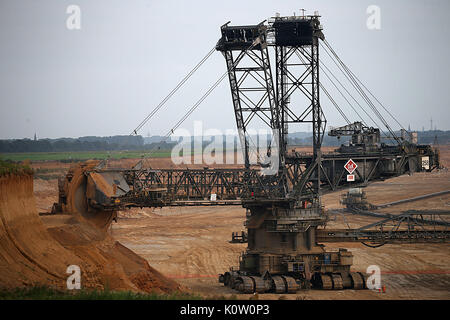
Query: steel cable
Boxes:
[
  {"xmin": 321, "ymin": 41, "xmax": 397, "ymax": 144},
  {"xmin": 139, "ymin": 40, "xmax": 261, "ymax": 165},
  {"xmin": 319, "ymin": 42, "xmax": 382, "ymax": 130},
  {"xmin": 131, "ymin": 46, "xmax": 216, "ymax": 135},
  {"xmin": 322, "ymin": 40, "xmax": 400, "ymax": 143}
]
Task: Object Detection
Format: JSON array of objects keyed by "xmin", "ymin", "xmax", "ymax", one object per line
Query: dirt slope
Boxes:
[{"xmin": 0, "ymin": 173, "xmax": 182, "ymax": 293}]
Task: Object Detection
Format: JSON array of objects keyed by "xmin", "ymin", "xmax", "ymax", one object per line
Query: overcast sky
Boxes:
[{"xmin": 0, "ymin": 0, "xmax": 449, "ymax": 139}]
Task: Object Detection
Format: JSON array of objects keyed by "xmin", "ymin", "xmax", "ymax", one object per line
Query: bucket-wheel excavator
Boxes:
[{"xmin": 53, "ymin": 13, "xmax": 448, "ymax": 293}]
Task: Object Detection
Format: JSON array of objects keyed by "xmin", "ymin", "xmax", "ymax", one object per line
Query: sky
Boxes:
[{"xmin": 0, "ymin": 0, "xmax": 449, "ymax": 139}]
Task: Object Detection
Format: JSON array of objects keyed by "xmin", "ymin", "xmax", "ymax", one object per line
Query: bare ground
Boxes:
[
  {"xmin": 0, "ymin": 174, "xmax": 182, "ymax": 293},
  {"xmin": 31, "ymin": 145, "xmax": 450, "ymax": 299},
  {"xmin": 105, "ymin": 170, "xmax": 450, "ymax": 300}
]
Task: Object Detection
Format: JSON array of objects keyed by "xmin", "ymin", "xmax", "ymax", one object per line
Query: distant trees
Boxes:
[
  {"xmin": 0, "ymin": 139, "xmax": 52, "ymax": 153},
  {"xmin": 0, "ymin": 135, "xmax": 172, "ymax": 153},
  {"xmin": 0, "ymin": 130, "xmax": 448, "ymax": 154}
]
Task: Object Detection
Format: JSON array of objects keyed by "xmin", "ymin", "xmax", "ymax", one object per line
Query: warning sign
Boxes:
[
  {"xmin": 344, "ymin": 159, "xmax": 357, "ymax": 174},
  {"xmin": 347, "ymin": 174, "xmax": 355, "ymax": 182},
  {"xmin": 421, "ymin": 156, "xmax": 430, "ymax": 170}
]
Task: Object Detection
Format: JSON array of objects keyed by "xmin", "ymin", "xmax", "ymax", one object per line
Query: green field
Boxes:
[{"xmin": 0, "ymin": 150, "xmax": 174, "ymax": 162}]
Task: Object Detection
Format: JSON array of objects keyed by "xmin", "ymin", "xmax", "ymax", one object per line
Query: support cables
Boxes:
[
  {"xmin": 322, "ymin": 40, "xmax": 402, "ymax": 144},
  {"xmin": 325, "ymin": 39, "xmax": 405, "ymax": 131},
  {"xmin": 164, "ymin": 71, "xmax": 229, "ymax": 137},
  {"xmin": 319, "ymin": 57, "xmax": 370, "ymax": 127},
  {"xmin": 320, "ymin": 41, "xmax": 394, "ymax": 143},
  {"xmin": 319, "ymin": 42, "xmax": 383, "ymax": 131},
  {"xmin": 139, "ymin": 40, "xmax": 261, "ymax": 163},
  {"xmin": 131, "ymin": 46, "xmax": 216, "ymax": 135},
  {"xmin": 347, "ymin": 67, "xmax": 406, "ymax": 132},
  {"xmin": 139, "ymin": 71, "xmax": 227, "ymax": 163},
  {"xmin": 320, "ymin": 83, "xmax": 351, "ymax": 125}
]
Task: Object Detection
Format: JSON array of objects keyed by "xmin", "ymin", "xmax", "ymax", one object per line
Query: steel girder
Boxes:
[{"xmin": 317, "ymin": 212, "xmax": 450, "ymax": 244}]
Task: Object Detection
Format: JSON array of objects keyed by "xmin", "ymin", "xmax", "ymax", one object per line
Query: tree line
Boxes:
[
  {"xmin": 1, "ymin": 130, "xmax": 447, "ymax": 153},
  {"xmin": 0, "ymin": 135, "xmax": 176, "ymax": 153}
]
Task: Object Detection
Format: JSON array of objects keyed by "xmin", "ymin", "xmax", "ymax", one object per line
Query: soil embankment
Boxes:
[{"xmin": 0, "ymin": 172, "xmax": 182, "ymax": 293}]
